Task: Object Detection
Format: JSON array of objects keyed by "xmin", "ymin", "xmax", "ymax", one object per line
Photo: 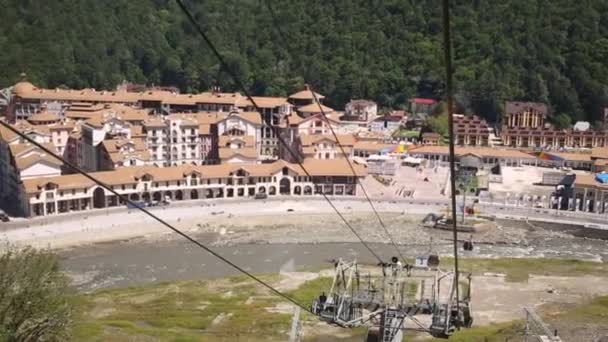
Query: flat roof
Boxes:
[{"xmin": 409, "ymin": 146, "xmax": 536, "ymax": 159}]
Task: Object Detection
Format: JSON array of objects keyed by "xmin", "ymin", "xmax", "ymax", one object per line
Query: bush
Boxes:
[{"xmin": 0, "ymin": 247, "xmax": 72, "ymax": 341}]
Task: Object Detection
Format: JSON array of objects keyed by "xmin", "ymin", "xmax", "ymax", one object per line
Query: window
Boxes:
[
  {"xmin": 166, "ymin": 181, "xmax": 169, "ymax": 187},
  {"xmin": 132, "ymin": 185, "xmax": 136, "ymax": 189},
  {"xmin": 177, "ymin": 181, "xmax": 181, "ymax": 186},
  {"xmin": 60, "ymin": 191, "xmax": 64, "ymax": 196},
  {"xmin": 122, "ymin": 185, "xmax": 125, "ymax": 190},
  {"xmin": 72, "ymin": 189, "xmax": 76, "ymax": 195}
]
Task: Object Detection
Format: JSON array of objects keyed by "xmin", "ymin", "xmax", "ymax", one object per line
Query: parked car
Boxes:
[
  {"xmin": 0, "ymin": 210, "xmax": 9, "ymax": 222},
  {"xmin": 254, "ymin": 193, "xmax": 268, "ymax": 200}
]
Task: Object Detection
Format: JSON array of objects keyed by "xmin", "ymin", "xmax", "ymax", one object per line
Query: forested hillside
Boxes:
[{"xmin": 1, "ymin": 0, "xmax": 607, "ymax": 124}]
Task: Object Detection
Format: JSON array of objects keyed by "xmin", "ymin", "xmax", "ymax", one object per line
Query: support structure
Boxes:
[
  {"xmin": 310, "ymin": 258, "xmax": 473, "ymax": 341},
  {"xmin": 523, "ymin": 307, "xmax": 562, "ymax": 342}
]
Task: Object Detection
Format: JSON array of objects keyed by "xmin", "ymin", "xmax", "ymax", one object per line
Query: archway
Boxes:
[
  {"xmin": 93, "ymin": 188, "xmax": 106, "ymax": 208},
  {"xmin": 164, "ymin": 191, "xmax": 173, "ymax": 200},
  {"xmin": 129, "ymin": 193, "xmax": 140, "ymax": 201},
  {"xmin": 280, "ymin": 178, "xmax": 291, "ymax": 195},
  {"xmin": 269, "ymin": 186, "xmax": 277, "ymax": 195},
  {"xmin": 142, "ymin": 192, "xmax": 151, "ymax": 202},
  {"xmin": 175, "ymin": 190, "xmax": 183, "ymax": 200},
  {"xmin": 190, "ymin": 189, "xmax": 199, "ymax": 200},
  {"xmin": 217, "ymin": 188, "xmax": 224, "ymax": 198},
  {"xmin": 205, "ymin": 189, "xmax": 214, "ymax": 198},
  {"xmin": 258, "ymin": 186, "xmax": 266, "ymax": 194},
  {"xmin": 294, "ymin": 186, "xmax": 301, "ymax": 195},
  {"xmin": 304, "ymin": 186, "xmax": 312, "ymax": 195},
  {"xmin": 153, "ymin": 192, "xmax": 162, "ymax": 202}
]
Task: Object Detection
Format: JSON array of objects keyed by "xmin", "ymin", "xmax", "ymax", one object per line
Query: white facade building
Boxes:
[{"xmin": 20, "ymin": 159, "xmax": 366, "ymax": 217}]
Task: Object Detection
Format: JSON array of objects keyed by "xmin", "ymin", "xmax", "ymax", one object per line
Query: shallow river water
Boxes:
[{"xmin": 60, "ymin": 230, "xmax": 608, "ymax": 292}]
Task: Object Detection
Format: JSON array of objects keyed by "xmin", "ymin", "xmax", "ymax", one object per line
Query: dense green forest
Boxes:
[{"xmin": 1, "ymin": 0, "xmax": 607, "ymax": 124}]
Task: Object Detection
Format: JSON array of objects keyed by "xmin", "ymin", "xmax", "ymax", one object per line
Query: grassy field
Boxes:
[
  {"xmin": 68, "ymin": 257, "xmax": 608, "ymax": 341},
  {"xmin": 71, "ymin": 275, "xmax": 293, "ymax": 341},
  {"xmin": 440, "ymin": 257, "xmax": 608, "ymax": 282}
]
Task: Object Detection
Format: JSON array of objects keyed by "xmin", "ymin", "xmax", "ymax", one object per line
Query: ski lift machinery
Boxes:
[{"xmin": 311, "ymin": 256, "xmax": 473, "ymax": 341}]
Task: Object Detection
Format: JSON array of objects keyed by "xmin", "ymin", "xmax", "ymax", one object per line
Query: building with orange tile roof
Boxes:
[
  {"xmin": 299, "ymin": 134, "xmax": 356, "ymax": 159},
  {"xmin": 18, "ymin": 159, "xmax": 366, "ymax": 217}
]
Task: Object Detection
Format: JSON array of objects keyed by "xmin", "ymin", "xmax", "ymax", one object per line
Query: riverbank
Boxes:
[{"xmin": 3, "ymin": 197, "xmax": 604, "ymax": 251}]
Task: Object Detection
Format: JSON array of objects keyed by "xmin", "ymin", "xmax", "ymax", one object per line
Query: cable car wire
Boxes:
[
  {"xmin": 178, "ymin": 0, "xmax": 386, "ymax": 265},
  {"xmin": 0, "ymin": 120, "xmax": 315, "ymax": 315},
  {"xmin": 262, "ymin": 0, "xmax": 406, "ymax": 263}
]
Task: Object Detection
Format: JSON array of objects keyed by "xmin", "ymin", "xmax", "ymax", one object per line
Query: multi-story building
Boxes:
[
  {"xmin": 0, "ymin": 122, "xmax": 63, "ymax": 215},
  {"xmin": 219, "ymin": 135, "xmax": 258, "ymax": 163},
  {"xmin": 409, "ymin": 146, "xmax": 537, "ymax": 167},
  {"xmin": 19, "ymin": 159, "xmax": 366, "ymax": 217},
  {"xmin": 288, "ymin": 85, "xmax": 325, "ymax": 108},
  {"xmin": 453, "ymin": 114, "xmax": 491, "ymax": 146},
  {"xmin": 501, "ymin": 128, "xmax": 608, "ymax": 149},
  {"xmin": 300, "ymin": 134, "xmax": 356, "ymax": 159},
  {"xmin": 421, "ymin": 132, "xmax": 441, "ymax": 145},
  {"xmin": 80, "ymin": 113, "xmax": 133, "ymax": 171},
  {"xmin": 498, "ymin": 102, "xmax": 608, "ymax": 149},
  {"xmin": 502, "ymin": 101, "xmax": 548, "ymax": 130},
  {"xmin": 143, "ymin": 115, "xmax": 206, "ymax": 167},
  {"xmin": 98, "ymin": 138, "xmax": 150, "ymax": 170},
  {"xmin": 554, "ymin": 173, "xmax": 608, "ymax": 213},
  {"xmin": 342, "ymin": 99, "xmax": 378, "ymax": 122},
  {"xmin": 368, "ymin": 115, "xmax": 402, "ymax": 133},
  {"xmin": 8, "ymin": 75, "xmax": 290, "ymax": 123},
  {"xmin": 409, "ymin": 98, "xmax": 437, "ymax": 115},
  {"xmin": 216, "ymin": 111, "xmax": 265, "ymax": 162}
]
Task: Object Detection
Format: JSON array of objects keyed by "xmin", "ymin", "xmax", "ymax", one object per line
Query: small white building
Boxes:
[
  {"xmin": 344, "ymin": 99, "xmax": 378, "ymax": 122},
  {"xmin": 367, "ymin": 155, "xmax": 399, "ymax": 175},
  {"xmin": 368, "ymin": 115, "xmax": 402, "ymax": 133}
]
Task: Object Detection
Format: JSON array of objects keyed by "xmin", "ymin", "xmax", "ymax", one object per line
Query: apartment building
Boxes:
[
  {"xmin": 453, "ymin": 114, "xmax": 491, "ymax": 146},
  {"xmin": 216, "ymin": 111, "xmax": 265, "ymax": 161},
  {"xmin": 8, "ymin": 75, "xmax": 291, "ymax": 122},
  {"xmin": 98, "ymin": 138, "xmax": 150, "ymax": 170},
  {"xmin": 343, "ymin": 99, "xmax": 378, "ymax": 122},
  {"xmin": 502, "ymin": 101, "xmax": 548, "ymax": 130},
  {"xmin": 0, "ymin": 123, "xmax": 64, "ymax": 215},
  {"xmin": 300, "ymin": 134, "xmax": 356, "ymax": 159}
]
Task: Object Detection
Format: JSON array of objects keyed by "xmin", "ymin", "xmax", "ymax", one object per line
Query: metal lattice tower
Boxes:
[{"xmin": 523, "ymin": 307, "xmax": 563, "ymax": 342}]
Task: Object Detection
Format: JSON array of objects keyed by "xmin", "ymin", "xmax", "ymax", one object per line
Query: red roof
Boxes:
[{"xmin": 409, "ymin": 98, "xmax": 437, "ymax": 105}]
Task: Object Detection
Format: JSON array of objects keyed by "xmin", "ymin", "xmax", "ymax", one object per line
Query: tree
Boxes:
[
  {"xmin": 428, "ymin": 112, "xmax": 449, "ymax": 137},
  {"xmin": 0, "ymin": 247, "xmax": 72, "ymax": 341},
  {"xmin": 552, "ymin": 113, "xmax": 573, "ymax": 130},
  {"xmin": 0, "ymin": 0, "xmax": 607, "ymax": 125}
]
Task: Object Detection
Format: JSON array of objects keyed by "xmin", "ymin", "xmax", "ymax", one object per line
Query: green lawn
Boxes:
[
  {"xmin": 440, "ymin": 257, "xmax": 608, "ymax": 282},
  {"xmin": 71, "ymin": 276, "xmax": 291, "ymax": 341},
  {"xmin": 68, "ymin": 258, "xmax": 608, "ymax": 341}
]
